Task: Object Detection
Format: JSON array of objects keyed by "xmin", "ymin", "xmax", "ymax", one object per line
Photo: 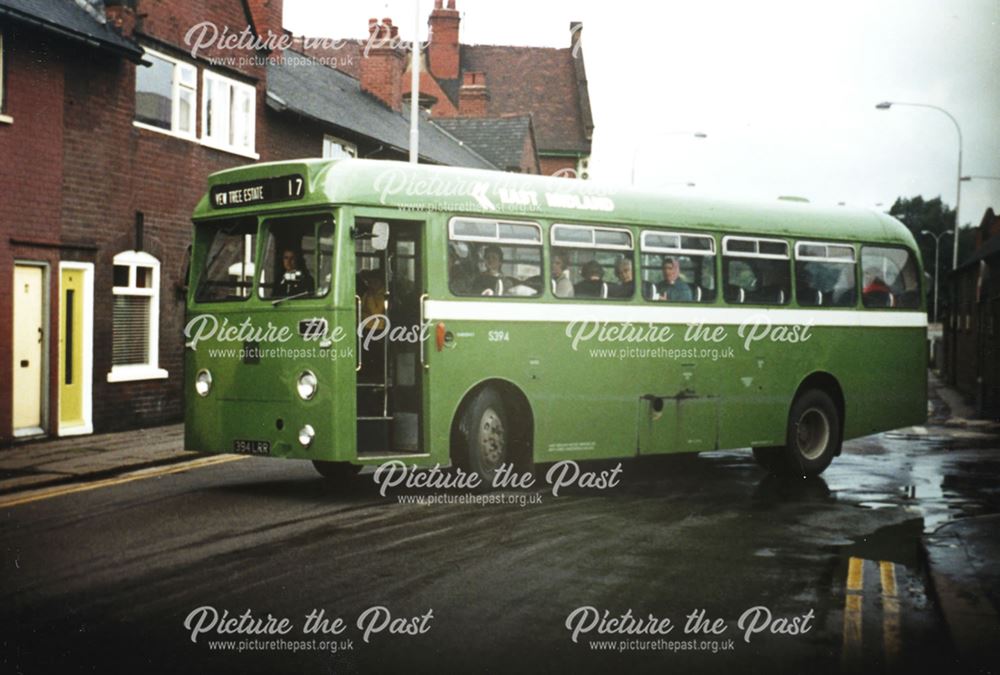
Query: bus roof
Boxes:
[{"xmin": 194, "ymin": 158, "xmax": 915, "ymax": 247}]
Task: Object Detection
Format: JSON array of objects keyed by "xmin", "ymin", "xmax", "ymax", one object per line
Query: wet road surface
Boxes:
[{"xmin": 2, "ymin": 425, "xmax": 998, "ymax": 674}]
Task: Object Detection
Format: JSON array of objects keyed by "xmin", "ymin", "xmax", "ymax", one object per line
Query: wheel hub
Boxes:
[
  {"xmin": 796, "ymin": 407, "xmax": 830, "ymax": 461},
  {"xmin": 479, "ymin": 407, "xmax": 506, "ymax": 467}
]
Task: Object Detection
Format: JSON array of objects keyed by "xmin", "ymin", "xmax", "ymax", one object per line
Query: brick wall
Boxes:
[
  {"xmin": 0, "ymin": 26, "xmax": 68, "ymax": 442},
  {"xmin": 1, "ymin": 0, "xmax": 294, "ymax": 442},
  {"xmin": 538, "ymin": 156, "xmax": 577, "ymax": 177}
]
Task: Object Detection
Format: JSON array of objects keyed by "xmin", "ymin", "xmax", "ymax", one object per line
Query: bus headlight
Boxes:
[
  {"xmin": 296, "ymin": 371, "xmax": 318, "ymax": 400},
  {"xmin": 298, "ymin": 424, "xmax": 315, "ymax": 447},
  {"xmin": 195, "ymin": 369, "xmax": 213, "ymax": 397}
]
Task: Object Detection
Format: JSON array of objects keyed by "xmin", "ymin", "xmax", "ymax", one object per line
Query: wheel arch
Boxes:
[{"xmin": 449, "ymin": 378, "xmax": 535, "ymax": 470}]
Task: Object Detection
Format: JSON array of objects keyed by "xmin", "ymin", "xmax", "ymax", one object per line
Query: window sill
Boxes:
[
  {"xmin": 107, "ymin": 366, "xmax": 169, "ymax": 383},
  {"xmin": 133, "ymin": 120, "xmax": 197, "ymax": 142},
  {"xmin": 199, "ymin": 138, "xmax": 259, "ymax": 160},
  {"xmin": 0, "ymin": 114, "xmax": 13, "ymax": 125}
]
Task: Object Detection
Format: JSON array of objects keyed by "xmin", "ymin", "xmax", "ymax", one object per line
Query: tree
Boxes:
[{"xmin": 888, "ymin": 196, "xmax": 977, "ymax": 272}]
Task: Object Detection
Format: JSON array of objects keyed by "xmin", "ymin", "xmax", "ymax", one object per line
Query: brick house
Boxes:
[
  {"xmin": 0, "ymin": 0, "xmax": 587, "ymax": 444},
  {"xmin": 0, "ymin": 0, "xmax": 290, "ymax": 443},
  {"xmin": 943, "ymin": 208, "xmax": 1000, "ymax": 416},
  {"xmin": 293, "ymin": 0, "xmax": 594, "ymax": 178}
]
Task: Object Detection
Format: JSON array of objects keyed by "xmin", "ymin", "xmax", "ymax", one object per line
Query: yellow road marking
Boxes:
[
  {"xmin": 847, "ymin": 556, "xmax": 864, "ymax": 591},
  {"xmin": 880, "ymin": 561, "xmax": 901, "ymax": 669},
  {"xmin": 0, "ymin": 455, "xmax": 247, "ymax": 509},
  {"xmin": 842, "ymin": 557, "xmax": 864, "ymax": 670}
]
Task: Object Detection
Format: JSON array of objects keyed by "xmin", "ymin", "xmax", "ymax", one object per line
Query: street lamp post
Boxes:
[
  {"xmin": 961, "ymin": 175, "xmax": 1000, "ymax": 182},
  {"xmin": 919, "ymin": 229, "xmax": 952, "ymax": 324},
  {"xmin": 876, "ymin": 102, "xmax": 963, "ymax": 269},
  {"xmin": 631, "ymin": 132, "xmax": 707, "ymax": 186}
]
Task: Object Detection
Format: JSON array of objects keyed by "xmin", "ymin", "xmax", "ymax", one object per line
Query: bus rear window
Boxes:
[
  {"xmin": 861, "ymin": 246, "xmax": 921, "ymax": 309},
  {"xmin": 195, "ymin": 218, "xmax": 257, "ymax": 302}
]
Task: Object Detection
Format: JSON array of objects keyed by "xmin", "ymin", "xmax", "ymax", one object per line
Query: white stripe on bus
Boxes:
[{"xmin": 424, "ymin": 300, "xmax": 927, "ymax": 328}]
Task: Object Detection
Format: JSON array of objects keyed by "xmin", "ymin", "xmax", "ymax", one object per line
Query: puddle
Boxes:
[{"xmin": 840, "ymin": 518, "xmax": 925, "ymax": 568}]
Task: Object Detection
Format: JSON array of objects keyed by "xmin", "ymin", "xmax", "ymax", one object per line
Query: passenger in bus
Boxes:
[
  {"xmin": 472, "ymin": 244, "xmax": 506, "ymax": 296},
  {"xmin": 610, "ymin": 257, "xmax": 635, "ymax": 298},
  {"xmin": 862, "ymin": 267, "xmax": 894, "ymax": 307},
  {"xmin": 551, "ymin": 250, "xmax": 574, "ymax": 297},
  {"xmin": 449, "ymin": 245, "xmax": 473, "ymax": 294},
  {"xmin": 658, "ymin": 257, "xmax": 692, "ymax": 301},
  {"xmin": 361, "ymin": 269, "xmax": 387, "ymax": 331},
  {"xmin": 277, "ymin": 248, "xmax": 314, "ymax": 296},
  {"xmin": 574, "ymin": 260, "xmax": 608, "ymax": 298}
]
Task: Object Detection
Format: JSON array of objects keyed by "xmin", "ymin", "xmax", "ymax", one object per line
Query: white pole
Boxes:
[{"xmin": 409, "ymin": 0, "xmax": 421, "ymax": 164}]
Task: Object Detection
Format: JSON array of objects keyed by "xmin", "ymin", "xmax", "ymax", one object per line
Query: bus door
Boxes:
[
  {"xmin": 638, "ymin": 362, "xmax": 718, "ymax": 454},
  {"xmin": 354, "ymin": 217, "xmax": 425, "ymax": 455}
]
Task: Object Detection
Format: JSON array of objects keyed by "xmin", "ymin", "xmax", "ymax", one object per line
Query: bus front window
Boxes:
[
  {"xmin": 195, "ymin": 217, "xmax": 257, "ymax": 302},
  {"xmin": 258, "ymin": 215, "xmax": 335, "ymax": 301}
]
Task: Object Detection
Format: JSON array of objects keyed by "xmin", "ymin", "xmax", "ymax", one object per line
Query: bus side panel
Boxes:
[
  {"xmin": 425, "ymin": 318, "xmax": 638, "ymax": 465},
  {"xmin": 841, "ymin": 326, "xmax": 927, "ymax": 440}
]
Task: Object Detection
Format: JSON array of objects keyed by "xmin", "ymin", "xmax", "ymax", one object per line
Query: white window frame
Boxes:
[
  {"xmin": 322, "ymin": 134, "xmax": 358, "ymax": 160},
  {"xmin": 551, "ymin": 223, "xmax": 633, "ymax": 251},
  {"xmin": 107, "ymin": 250, "xmax": 168, "ymax": 383},
  {"xmin": 133, "ymin": 47, "xmax": 196, "ymax": 140},
  {"xmin": 448, "ymin": 216, "xmax": 542, "ymax": 245},
  {"xmin": 201, "ymin": 70, "xmax": 258, "ymax": 159},
  {"xmin": 0, "ymin": 31, "xmax": 10, "ymax": 124},
  {"xmin": 722, "ymin": 235, "xmax": 790, "ymax": 260},
  {"xmin": 641, "ymin": 230, "xmax": 715, "ymax": 257},
  {"xmin": 795, "ymin": 240, "xmax": 857, "ymax": 263}
]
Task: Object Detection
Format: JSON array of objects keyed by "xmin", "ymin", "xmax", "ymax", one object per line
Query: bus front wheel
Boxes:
[
  {"xmin": 312, "ymin": 460, "xmax": 361, "ymax": 484},
  {"xmin": 458, "ymin": 387, "xmax": 508, "ymax": 486},
  {"xmin": 780, "ymin": 389, "xmax": 841, "ymax": 477}
]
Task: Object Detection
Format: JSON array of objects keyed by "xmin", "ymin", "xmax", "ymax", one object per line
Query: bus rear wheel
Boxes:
[
  {"xmin": 312, "ymin": 460, "xmax": 361, "ymax": 484},
  {"xmin": 779, "ymin": 389, "xmax": 841, "ymax": 477},
  {"xmin": 458, "ymin": 387, "xmax": 508, "ymax": 486}
]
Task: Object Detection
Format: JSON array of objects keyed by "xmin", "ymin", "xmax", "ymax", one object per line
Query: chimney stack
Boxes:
[
  {"xmin": 245, "ymin": 0, "xmax": 285, "ymax": 43},
  {"xmin": 427, "ymin": 0, "xmax": 460, "ymax": 80},
  {"xmin": 105, "ymin": 0, "xmax": 137, "ymax": 38},
  {"xmin": 458, "ymin": 71, "xmax": 489, "ymax": 116},
  {"xmin": 360, "ymin": 18, "xmax": 404, "ymax": 111}
]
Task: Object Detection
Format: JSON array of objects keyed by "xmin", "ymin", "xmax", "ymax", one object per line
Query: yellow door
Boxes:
[
  {"xmin": 13, "ymin": 265, "xmax": 44, "ymax": 434},
  {"xmin": 59, "ymin": 267, "xmax": 85, "ymax": 429}
]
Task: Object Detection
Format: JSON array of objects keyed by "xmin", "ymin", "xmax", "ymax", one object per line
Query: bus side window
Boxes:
[
  {"xmin": 722, "ymin": 236, "xmax": 790, "ymax": 306},
  {"xmin": 550, "ymin": 224, "xmax": 634, "ymax": 301},
  {"xmin": 861, "ymin": 246, "xmax": 921, "ymax": 309},
  {"xmin": 638, "ymin": 230, "xmax": 715, "ymax": 303},
  {"xmin": 794, "ymin": 242, "xmax": 857, "ymax": 307},
  {"xmin": 448, "ymin": 217, "xmax": 543, "ymax": 297}
]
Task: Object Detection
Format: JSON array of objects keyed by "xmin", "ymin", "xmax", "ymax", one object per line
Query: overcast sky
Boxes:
[{"xmin": 284, "ymin": 0, "xmax": 1000, "ymax": 230}]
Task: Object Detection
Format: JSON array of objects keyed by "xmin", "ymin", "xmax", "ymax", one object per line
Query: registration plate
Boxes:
[{"xmin": 232, "ymin": 439, "xmax": 271, "ymax": 456}]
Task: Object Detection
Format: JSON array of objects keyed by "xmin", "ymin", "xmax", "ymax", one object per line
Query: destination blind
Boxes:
[{"xmin": 210, "ymin": 174, "xmax": 305, "ymax": 209}]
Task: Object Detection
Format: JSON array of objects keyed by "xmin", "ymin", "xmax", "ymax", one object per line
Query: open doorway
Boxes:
[{"xmin": 354, "ymin": 217, "xmax": 425, "ymax": 456}]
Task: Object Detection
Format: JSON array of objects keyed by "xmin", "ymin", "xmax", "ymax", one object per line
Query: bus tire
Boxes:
[
  {"xmin": 781, "ymin": 389, "xmax": 841, "ymax": 477},
  {"xmin": 312, "ymin": 460, "xmax": 361, "ymax": 484},
  {"xmin": 459, "ymin": 387, "xmax": 508, "ymax": 486},
  {"xmin": 752, "ymin": 446, "xmax": 783, "ymax": 471}
]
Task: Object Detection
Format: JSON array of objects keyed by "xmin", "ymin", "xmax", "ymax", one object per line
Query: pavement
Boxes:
[
  {"xmin": 922, "ymin": 371, "xmax": 1000, "ymax": 674},
  {"xmin": 0, "ymin": 423, "xmax": 192, "ymax": 494},
  {"xmin": 2, "ymin": 372, "xmax": 999, "ymax": 672}
]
